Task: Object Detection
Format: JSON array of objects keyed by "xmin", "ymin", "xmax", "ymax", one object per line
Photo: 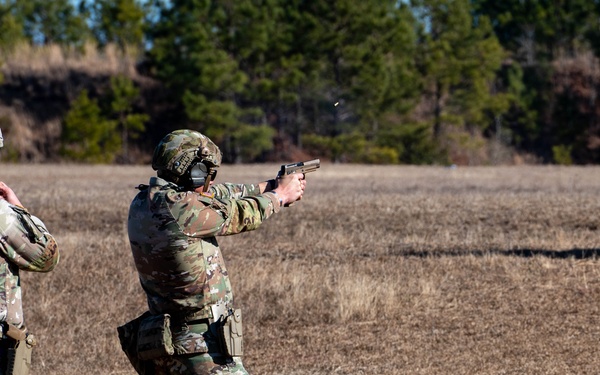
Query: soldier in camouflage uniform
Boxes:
[
  {"xmin": 121, "ymin": 129, "xmax": 306, "ymax": 375},
  {"xmin": 0, "ymin": 130, "xmax": 60, "ymax": 374}
]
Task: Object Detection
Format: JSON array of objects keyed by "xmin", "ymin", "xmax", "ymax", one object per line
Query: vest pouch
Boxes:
[
  {"xmin": 220, "ymin": 309, "xmax": 243, "ymax": 357},
  {"xmin": 137, "ymin": 313, "xmax": 175, "ymax": 360}
]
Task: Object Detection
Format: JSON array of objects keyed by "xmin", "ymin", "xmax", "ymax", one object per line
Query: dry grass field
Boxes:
[{"xmin": 1, "ymin": 164, "xmax": 600, "ymax": 374}]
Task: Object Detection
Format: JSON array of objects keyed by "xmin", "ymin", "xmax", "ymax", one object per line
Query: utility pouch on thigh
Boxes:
[
  {"xmin": 137, "ymin": 313, "xmax": 175, "ymax": 360},
  {"xmin": 117, "ymin": 312, "xmax": 148, "ymax": 361},
  {"xmin": 117, "ymin": 312, "xmax": 156, "ymax": 374},
  {"xmin": 221, "ymin": 309, "xmax": 243, "ymax": 357}
]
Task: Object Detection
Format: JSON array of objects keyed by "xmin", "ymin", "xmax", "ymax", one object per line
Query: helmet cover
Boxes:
[{"xmin": 152, "ymin": 129, "xmax": 221, "ymax": 184}]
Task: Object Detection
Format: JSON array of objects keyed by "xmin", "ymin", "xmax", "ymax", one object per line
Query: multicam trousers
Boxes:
[
  {"xmin": 122, "ymin": 317, "xmax": 249, "ymax": 375},
  {"xmin": 151, "ymin": 354, "xmax": 248, "ymax": 375}
]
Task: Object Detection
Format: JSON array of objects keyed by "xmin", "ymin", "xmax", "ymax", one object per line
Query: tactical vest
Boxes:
[{"xmin": 128, "ymin": 178, "xmax": 234, "ymax": 321}]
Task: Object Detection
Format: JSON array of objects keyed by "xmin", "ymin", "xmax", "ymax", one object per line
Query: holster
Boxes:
[
  {"xmin": 209, "ymin": 305, "xmax": 243, "ymax": 357},
  {"xmin": 4, "ymin": 325, "xmax": 36, "ymax": 375},
  {"xmin": 219, "ymin": 309, "xmax": 243, "ymax": 357}
]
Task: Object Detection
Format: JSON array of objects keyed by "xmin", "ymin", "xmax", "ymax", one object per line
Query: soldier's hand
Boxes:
[
  {"xmin": 273, "ymin": 173, "xmax": 306, "ymax": 206},
  {"xmin": 0, "ymin": 181, "xmax": 24, "ymax": 207}
]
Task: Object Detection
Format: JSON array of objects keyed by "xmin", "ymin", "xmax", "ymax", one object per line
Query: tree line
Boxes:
[{"xmin": 1, "ymin": 0, "xmax": 599, "ymax": 165}]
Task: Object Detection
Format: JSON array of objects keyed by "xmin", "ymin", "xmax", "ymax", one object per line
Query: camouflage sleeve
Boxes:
[
  {"xmin": 167, "ymin": 190, "xmax": 281, "ymax": 238},
  {"xmin": 0, "ymin": 201, "xmax": 60, "ymax": 272},
  {"xmin": 209, "ymin": 183, "xmax": 261, "ymax": 199}
]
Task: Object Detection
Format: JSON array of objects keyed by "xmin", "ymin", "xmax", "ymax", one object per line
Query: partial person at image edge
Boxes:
[{"xmin": 0, "ymin": 128, "xmax": 60, "ymax": 375}]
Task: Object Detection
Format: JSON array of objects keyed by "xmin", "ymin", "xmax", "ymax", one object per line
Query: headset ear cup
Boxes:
[{"xmin": 189, "ymin": 162, "xmax": 209, "ymax": 188}]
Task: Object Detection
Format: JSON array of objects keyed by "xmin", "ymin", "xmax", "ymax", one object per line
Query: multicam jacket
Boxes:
[
  {"xmin": 127, "ymin": 177, "xmax": 281, "ymax": 321},
  {"xmin": 0, "ymin": 200, "xmax": 59, "ymax": 328}
]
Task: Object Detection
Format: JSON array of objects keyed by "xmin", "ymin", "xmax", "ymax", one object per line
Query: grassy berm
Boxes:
[{"xmin": 2, "ymin": 164, "xmax": 600, "ymax": 375}]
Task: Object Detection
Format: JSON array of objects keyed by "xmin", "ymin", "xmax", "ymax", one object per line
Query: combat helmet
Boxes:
[{"xmin": 152, "ymin": 129, "xmax": 222, "ymax": 189}]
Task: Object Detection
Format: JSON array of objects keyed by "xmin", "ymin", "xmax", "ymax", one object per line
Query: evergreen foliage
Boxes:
[
  {"xmin": 3, "ymin": 0, "xmax": 600, "ymax": 164},
  {"xmin": 108, "ymin": 75, "xmax": 149, "ymax": 163},
  {"xmin": 412, "ymin": 0, "xmax": 506, "ymax": 138},
  {"xmin": 0, "ymin": 2, "xmax": 26, "ymax": 50},
  {"xmin": 146, "ymin": 0, "xmax": 257, "ymax": 162},
  {"xmin": 473, "ymin": 0, "xmax": 600, "ymax": 162},
  {"xmin": 16, "ymin": 0, "xmax": 90, "ymax": 46},
  {"xmin": 61, "ymin": 90, "xmax": 120, "ymax": 163},
  {"xmin": 84, "ymin": 0, "xmax": 146, "ymax": 51}
]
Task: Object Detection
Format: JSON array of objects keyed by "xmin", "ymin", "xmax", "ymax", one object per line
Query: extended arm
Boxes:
[
  {"xmin": 209, "ymin": 174, "xmax": 305, "ymax": 205},
  {"xmin": 169, "ymin": 174, "xmax": 305, "ymax": 237}
]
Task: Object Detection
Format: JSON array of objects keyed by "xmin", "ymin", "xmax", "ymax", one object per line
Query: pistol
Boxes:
[
  {"xmin": 276, "ymin": 159, "xmax": 319, "ymax": 207},
  {"xmin": 277, "ymin": 159, "xmax": 320, "ymax": 177}
]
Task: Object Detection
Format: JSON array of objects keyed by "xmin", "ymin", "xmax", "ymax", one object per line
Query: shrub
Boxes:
[
  {"xmin": 61, "ymin": 90, "xmax": 120, "ymax": 163},
  {"xmin": 552, "ymin": 144, "xmax": 573, "ymax": 165}
]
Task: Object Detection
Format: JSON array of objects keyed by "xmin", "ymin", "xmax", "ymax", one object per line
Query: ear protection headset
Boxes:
[{"xmin": 187, "ymin": 160, "xmax": 218, "ymax": 189}]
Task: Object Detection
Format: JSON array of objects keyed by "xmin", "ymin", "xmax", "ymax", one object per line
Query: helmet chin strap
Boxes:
[
  {"xmin": 202, "ymin": 174, "xmax": 212, "ymax": 193},
  {"xmin": 198, "ymin": 167, "xmax": 216, "ymax": 198}
]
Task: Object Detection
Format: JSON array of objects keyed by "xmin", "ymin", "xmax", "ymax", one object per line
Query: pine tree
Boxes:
[
  {"xmin": 285, "ymin": 1, "xmax": 422, "ymax": 161},
  {"xmin": 0, "ymin": 1, "xmax": 26, "ymax": 50},
  {"xmin": 17, "ymin": 0, "xmax": 89, "ymax": 46},
  {"xmin": 473, "ymin": 0, "xmax": 600, "ymax": 163},
  {"xmin": 61, "ymin": 90, "xmax": 120, "ymax": 163},
  {"xmin": 146, "ymin": 0, "xmax": 270, "ymax": 162},
  {"xmin": 109, "ymin": 75, "xmax": 149, "ymax": 163},
  {"xmin": 84, "ymin": 0, "xmax": 145, "ymax": 51},
  {"xmin": 411, "ymin": 0, "xmax": 507, "ymax": 142}
]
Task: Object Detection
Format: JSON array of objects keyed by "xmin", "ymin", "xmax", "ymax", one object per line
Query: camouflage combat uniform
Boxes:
[
  {"xmin": 127, "ymin": 176, "xmax": 281, "ymax": 375},
  {"xmin": 0, "ymin": 199, "xmax": 59, "ymax": 373}
]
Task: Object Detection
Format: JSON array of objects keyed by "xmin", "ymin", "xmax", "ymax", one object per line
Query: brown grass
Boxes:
[
  {"xmin": 0, "ymin": 42, "xmax": 141, "ymax": 81},
  {"xmin": 1, "ymin": 164, "xmax": 600, "ymax": 374}
]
